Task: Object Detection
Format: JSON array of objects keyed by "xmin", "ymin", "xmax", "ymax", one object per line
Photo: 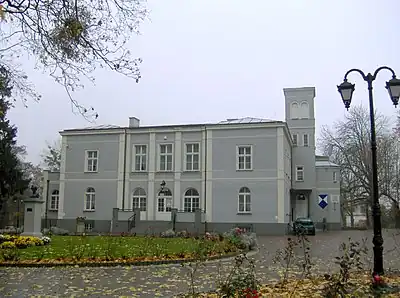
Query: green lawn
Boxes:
[{"xmin": 6, "ymin": 236, "xmax": 237, "ymax": 262}]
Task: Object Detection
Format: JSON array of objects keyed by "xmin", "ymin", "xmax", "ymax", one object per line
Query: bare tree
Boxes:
[
  {"xmin": 41, "ymin": 139, "xmax": 61, "ymax": 171},
  {"xmin": 318, "ymin": 105, "xmax": 400, "ymax": 228},
  {"xmin": 0, "ymin": 0, "xmax": 148, "ymax": 118}
]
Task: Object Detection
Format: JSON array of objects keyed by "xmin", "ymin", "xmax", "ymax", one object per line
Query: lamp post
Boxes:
[{"xmin": 337, "ymin": 66, "xmax": 400, "ymax": 275}]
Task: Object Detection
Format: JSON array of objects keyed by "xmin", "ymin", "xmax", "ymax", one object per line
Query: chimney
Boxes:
[{"xmin": 129, "ymin": 117, "xmax": 140, "ymax": 128}]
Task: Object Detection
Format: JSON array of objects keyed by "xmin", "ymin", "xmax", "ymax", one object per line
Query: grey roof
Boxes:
[
  {"xmin": 315, "ymin": 160, "xmax": 340, "ymax": 167},
  {"xmin": 218, "ymin": 117, "xmax": 276, "ymax": 124},
  {"xmin": 62, "ymin": 117, "xmax": 281, "ymax": 133},
  {"xmin": 83, "ymin": 124, "xmax": 121, "ymax": 130}
]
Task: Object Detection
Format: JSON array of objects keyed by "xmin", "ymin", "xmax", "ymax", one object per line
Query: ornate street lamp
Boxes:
[{"xmin": 337, "ymin": 66, "xmax": 400, "ymax": 276}]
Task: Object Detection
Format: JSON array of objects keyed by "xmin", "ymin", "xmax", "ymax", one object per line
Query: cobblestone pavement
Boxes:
[{"xmin": 0, "ymin": 230, "xmax": 399, "ymax": 297}]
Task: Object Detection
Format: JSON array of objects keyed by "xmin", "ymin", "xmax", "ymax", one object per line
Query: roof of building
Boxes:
[
  {"xmin": 83, "ymin": 124, "xmax": 121, "ymax": 130},
  {"xmin": 218, "ymin": 117, "xmax": 276, "ymax": 125},
  {"xmin": 64, "ymin": 117, "xmax": 282, "ymax": 132},
  {"xmin": 315, "ymin": 160, "xmax": 340, "ymax": 167}
]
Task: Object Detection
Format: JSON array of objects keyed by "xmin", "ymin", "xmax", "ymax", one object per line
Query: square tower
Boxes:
[{"xmin": 284, "ymin": 87, "xmax": 317, "ymax": 220}]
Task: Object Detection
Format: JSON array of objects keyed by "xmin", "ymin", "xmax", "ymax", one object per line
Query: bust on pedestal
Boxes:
[{"xmin": 21, "ymin": 186, "xmax": 44, "ymax": 237}]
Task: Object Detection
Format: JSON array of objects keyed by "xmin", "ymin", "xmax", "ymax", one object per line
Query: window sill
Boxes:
[
  {"xmin": 83, "ymin": 210, "xmax": 96, "ymax": 212},
  {"xmin": 237, "ymin": 212, "xmax": 252, "ymax": 215},
  {"xmin": 132, "ymin": 170, "xmax": 148, "ymax": 173},
  {"xmin": 236, "ymin": 169, "xmax": 253, "ymax": 172},
  {"xmin": 84, "ymin": 171, "xmax": 98, "ymax": 173},
  {"xmin": 157, "ymin": 170, "xmax": 174, "ymax": 173},
  {"xmin": 183, "ymin": 170, "xmax": 200, "ymax": 173},
  {"xmin": 48, "ymin": 209, "xmax": 58, "ymax": 212},
  {"xmin": 295, "ymin": 180, "xmax": 304, "ymax": 182}
]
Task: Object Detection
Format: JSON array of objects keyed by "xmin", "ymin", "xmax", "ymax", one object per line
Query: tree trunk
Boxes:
[{"xmin": 393, "ymin": 202, "xmax": 400, "ymax": 229}]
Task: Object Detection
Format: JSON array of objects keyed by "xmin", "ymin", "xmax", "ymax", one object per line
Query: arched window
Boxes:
[
  {"xmin": 132, "ymin": 188, "xmax": 147, "ymax": 211},
  {"xmin": 157, "ymin": 188, "xmax": 172, "ymax": 212},
  {"xmin": 238, "ymin": 187, "xmax": 251, "ymax": 213},
  {"xmin": 290, "ymin": 102, "xmax": 299, "ymax": 119},
  {"xmin": 85, "ymin": 187, "xmax": 96, "ymax": 211},
  {"xmin": 184, "ymin": 188, "xmax": 200, "ymax": 212},
  {"xmin": 300, "ymin": 101, "xmax": 309, "ymax": 119},
  {"xmin": 50, "ymin": 190, "xmax": 59, "ymax": 210}
]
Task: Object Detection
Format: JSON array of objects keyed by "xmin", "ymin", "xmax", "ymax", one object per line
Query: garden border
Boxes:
[{"xmin": 0, "ymin": 249, "xmax": 259, "ymax": 268}]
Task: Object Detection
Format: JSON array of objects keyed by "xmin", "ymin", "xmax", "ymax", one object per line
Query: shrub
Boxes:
[
  {"xmin": 49, "ymin": 226, "xmax": 70, "ymax": 236},
  {"xmin": 0, "ymin": 241, "xmax": 16, "ymax": 249},
  {"xmin": 41, "ymin": 236, "xmax": 51, "ymax": 245},
  {"xmin": 160, "ymin": 229, "xmax": 176, "ymax": 238},
  {"xmin": 224, "ymin": 228, "xmax": 258, "ymax": 251}
]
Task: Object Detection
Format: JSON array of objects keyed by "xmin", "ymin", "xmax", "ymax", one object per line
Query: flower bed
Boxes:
[{"xmin": 0, "ymin": 234, "xmax": 51, "ymax": 249}]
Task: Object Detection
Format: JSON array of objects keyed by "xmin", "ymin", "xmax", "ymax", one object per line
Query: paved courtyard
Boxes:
[{"xmin": 1, "ymin": 230, "xmax": 399, "ymax": 297}]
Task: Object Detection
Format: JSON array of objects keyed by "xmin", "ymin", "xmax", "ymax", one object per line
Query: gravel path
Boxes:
[{"xmin": 0, "ymin": 230, "xmax": 399, "ymax": 297}]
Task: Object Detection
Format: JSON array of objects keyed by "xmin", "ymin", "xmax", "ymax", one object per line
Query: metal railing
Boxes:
[{"xmin": 128, "ymin": 213, "xmax": 136, "ymax": 232}]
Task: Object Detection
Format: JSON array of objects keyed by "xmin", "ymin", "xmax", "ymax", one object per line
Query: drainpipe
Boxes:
[
  {"xmin": 45, "ymin": 179, "xmax": 50, "ymax": 228},
  {"xmin": 203, "ymin": 126, "xmax": 208, "ymax": 232},
  {"xmin": 122, "ymin": 129, "xmax": 127, "ymax": 210}
]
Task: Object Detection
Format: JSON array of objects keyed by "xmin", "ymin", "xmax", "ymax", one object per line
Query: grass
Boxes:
[{"xmin": 1, "ymin": 235, "xmax": 237, "ymax": 264}]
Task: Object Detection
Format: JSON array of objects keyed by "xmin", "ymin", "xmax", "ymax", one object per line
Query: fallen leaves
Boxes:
[{"xmin": 192, "ymin": 273, "xmax": 400, "ymax": 297}]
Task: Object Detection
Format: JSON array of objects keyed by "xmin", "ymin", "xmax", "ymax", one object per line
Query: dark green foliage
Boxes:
[{"xmin": 0, "ymin": 67, "xmax": 30, "ymax": 225}]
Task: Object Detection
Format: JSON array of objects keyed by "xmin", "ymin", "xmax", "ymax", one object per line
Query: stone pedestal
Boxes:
[{"xmin": 21, "ymin": 196, "xmax": 44, "ymax": 237}]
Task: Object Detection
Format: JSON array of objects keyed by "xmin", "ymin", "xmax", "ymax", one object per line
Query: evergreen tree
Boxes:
[{"xmin": 0, "ymin": 66, "xmax": 29, "ymax": 226}]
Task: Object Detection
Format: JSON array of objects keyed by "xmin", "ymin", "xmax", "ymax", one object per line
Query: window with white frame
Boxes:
[
  {"xmin": 237, "ymin": 146, "xmax": 252, "ymax": 171},
  {"xmin": 303, "ymin": 134, "xmax": 309, "ymax": 147},
  {"xmin": 184, "ymin": 188, "xmax": 200, "ymax": 212},
  {"xmin": 50, "ymin": 190, "xmax": 59, "ymax": 210},
  {"xmin": 333, "ymin": 171, "xmax": 337, "ymax": 182},
  {"xmin": 159, "ymin": 144, "xmax": 173, "ymax": 171},
  {"xmin": 85, "ymin": 222, "xmax": 93, "ymax": 232},
  {"xmin": 238, "ymin": 187, "xmax": 251, "ymax": 213},
  {"xmin": 132, "ymin": 188, "xmax": 147, "ymax": 211},
  {"xmin": 134, "ymin": 145, "xmax": 147, "ymax": 171},
  {"xmin": 84, "ymin": 187, "xmax": 96, "ymax": 211},
  {"xmin": 292, "ymin": 134, "xmax": 298, "ymax": 146},
  {"xmin": 157, "ymin": 188, "xmax": 172, "ymax": 212},
  {"xmin": 185, "ymin": 143, "xmax": 200, "ymax": 171},
  {"xmin": 85, "ymin": 150, "xmax": 98, "ymax": 172},
  {"xmin": 296, "ymin": 166, "xmax": 304, "ymax": 181}
]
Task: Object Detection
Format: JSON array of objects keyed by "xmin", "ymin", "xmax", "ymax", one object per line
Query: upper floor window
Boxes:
[
  {"xmin": 295, "ymin": 166, "xmax": 304, "ymax": 181},
  {"xmin": 50, "ymin": 190, "xmax": 59, "ymax": 210},
  {"xmin": 84, "ymin": 187, "xmax": 96, "ymax": 211},
  {"xmin": 132, "ymin": 188, "xmax": 147, "ymax": 211},
  {"xmin": 184, "ymin": 188, "xmax": 200, "ymax": 212},
  {"xmin": 159, "ymin": 144, "xmax": 173, "ymax": 171},
  {"xmin": 85, "ymin": 150, "xmax": 98, "ymax": 172},
  {"xmin": 300, "ymin": 101, "xmax": 309, "ymax": 119},
  {"xmin": 238, "ymin": 187, "xmax": 251, "ymax": 213},
  {"xmin": 134, "ymin": 145, "xmax": 147, "ymax": 172},
  {"xmin": 333, "ymin": 171, "xmax": 337, "ymax": 182},
  {"xmin": 157, "ymin": 188, "xmax": 172, "ymax": 212},
  {"xmin": 292, "ymin": 134, "xmax": 298, "ymax": 146},
  {"xmin": 237, "ymin": 145, "xmax": 252, "ymax": 171},
  {"xmin": 303, "ymin": 134, "xmax": 309, "ymax": 147},
  {"xmin": 185, "ymin": 143, "xmax": 200, "ymax": 171},
  {"xmin": 290, "ymin": 102, "xmax": 299, "ymax": 119}
]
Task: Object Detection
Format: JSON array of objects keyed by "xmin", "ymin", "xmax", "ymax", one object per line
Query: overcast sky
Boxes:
[{"xmin": 8, "ymin": 0, "xmax": 400, "ymax": 165}]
